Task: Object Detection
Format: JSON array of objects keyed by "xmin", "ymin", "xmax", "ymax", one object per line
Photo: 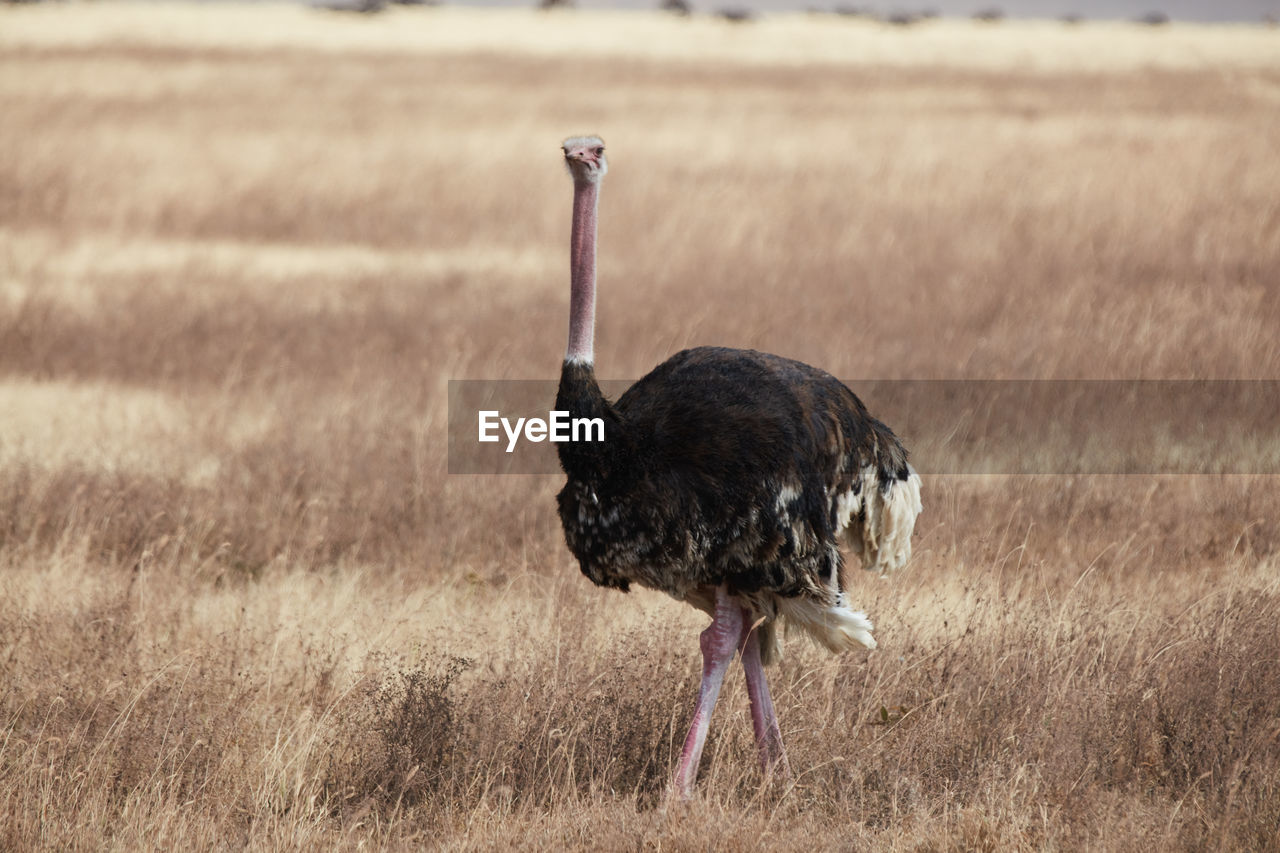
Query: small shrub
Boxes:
[{"xmin": 325, "ymin": 656, "xmax": 471, "ymax": 810}]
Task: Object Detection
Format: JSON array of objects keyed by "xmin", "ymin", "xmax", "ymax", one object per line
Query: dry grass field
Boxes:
[{"xmin": 2, "ymin": 3, "xmax": 1280, "ymax": 850}]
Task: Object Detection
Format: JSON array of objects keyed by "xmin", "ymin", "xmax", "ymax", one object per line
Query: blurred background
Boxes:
[{"xmin": 453, "ymin": 0, "xmax": 1277, "ymax": 21}]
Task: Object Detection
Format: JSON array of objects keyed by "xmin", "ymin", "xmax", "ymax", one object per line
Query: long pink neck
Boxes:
[{"xmin": 566, "ymin": 179, "xmax": 598, "ymax": 365}]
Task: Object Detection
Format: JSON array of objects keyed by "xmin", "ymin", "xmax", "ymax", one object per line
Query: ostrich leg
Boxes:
[
  {"xmin": 740, "ymin": 625, "xmax": 791, "ymax": 780},
  {"xmin": 672, "ymin": 585, "xmax": 744, "ymax": 798}
]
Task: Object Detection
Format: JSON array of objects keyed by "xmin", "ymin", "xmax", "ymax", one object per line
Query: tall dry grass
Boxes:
[{"xmin": 1, "ymin": 6, "xmax": 1279, "ymax": 850}]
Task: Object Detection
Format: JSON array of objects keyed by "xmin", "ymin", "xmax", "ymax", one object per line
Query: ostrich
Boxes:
[{"xmin": 555, "ymin": 136, "xmax": 922, "ymax": 797}]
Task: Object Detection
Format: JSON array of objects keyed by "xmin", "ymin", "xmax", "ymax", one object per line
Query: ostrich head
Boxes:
[{"xmin": 563, "ymin": 136, "xmax": 607, "ymax": 184}]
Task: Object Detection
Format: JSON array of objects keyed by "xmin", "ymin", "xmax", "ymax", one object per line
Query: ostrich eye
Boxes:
[{"xmin": 595, "ymin": 147, "xmax": 604, "ymax": 156}]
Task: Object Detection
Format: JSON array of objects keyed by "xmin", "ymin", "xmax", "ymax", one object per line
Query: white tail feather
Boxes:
[
  {"xmin": 778, "ymin": 598, "xmax": 877, "ymax": 652},
  {"xmin": 850, "ymin": 464, "xmax": 923, "ymax": 576}
]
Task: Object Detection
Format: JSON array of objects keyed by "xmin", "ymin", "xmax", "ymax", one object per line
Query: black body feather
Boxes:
[{"xmin": 556, "ymin": 346, "xmax": 911, "ymax": 606}]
